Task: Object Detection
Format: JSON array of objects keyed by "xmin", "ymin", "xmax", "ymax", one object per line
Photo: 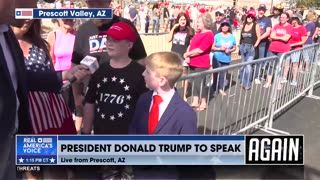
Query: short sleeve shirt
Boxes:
[
  {"xmin": 171, "ymin": 29, "xmax": 192, "ymax": 58},
  {"xmin": 213, "ymin": 33, "xmax": 236, "ymax": 63},
  {"xmin": 289, "ymin": 25, "xmax": 307, "ymax": 49},
  {"xmin": 85, "ymin": 61, "xmax": 148, "ymax": 134},
  {"xmin": 305, "ymin": 22, "xmax": 316, "ymax": 45},
  {"xmin": 257, "ymin": 16, "xmax": 272, "ymax": 43},
  {"xmin": 269, "ymin": 23, "xmax": 293, "ymax": 53},
  {"xmin": 188, "ymin": 31, "xmax": 214, "ymax": 69}
]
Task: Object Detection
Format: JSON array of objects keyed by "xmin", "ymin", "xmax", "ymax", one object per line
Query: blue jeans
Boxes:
[
  {"xmin": 254, "ymin": 42, "xmax": 268, "ymax": 79},
  {"xmin": 152, "ymin": 18, "xmax": 160, "ymax": 33},
  {"xmin": 216, "ymin": 61, "xmax": 230, "ymax": 91},
  {"xmin": 239, "ymin": 43, "xmax": 255, "ymax": 88}
]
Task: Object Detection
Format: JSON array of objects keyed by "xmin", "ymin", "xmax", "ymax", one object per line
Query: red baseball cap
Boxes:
[
  {"xmin": 102, "ymin": 22, "xmax": 136, "ymax": 43},
  {"xmin": 246, "ymin": 10, "xmax": 256, "ymax": 18}
]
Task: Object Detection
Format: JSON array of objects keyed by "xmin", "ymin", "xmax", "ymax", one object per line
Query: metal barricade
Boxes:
[
  {"xmin": 176, "ymin": 43, "xmax": 320, "ymax": 135},
  {"xmin": 265, "ymin": 43, "xmax": 320, "ymax": 134},
  {"xmin": 176, "ymin": 56, "xmax": 279, "ymax": 135}
]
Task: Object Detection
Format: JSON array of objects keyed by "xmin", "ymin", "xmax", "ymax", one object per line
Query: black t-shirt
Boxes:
[
  {"xmin": 171, "ymin": 29, "xmax": 192, "ymax": 58},
  {"xmin": 71, "ymin": 15, "xmax": 147, "ymax": 65},
  {"xmin": 85, "ymin": 61, "xmax": 148, "ymax": 134},
  {"xmin": 240, "ymin": 23, "xmax": 257, "ymax": 45}
]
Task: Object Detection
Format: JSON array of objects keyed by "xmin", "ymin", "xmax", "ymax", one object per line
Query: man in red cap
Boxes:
[
  {"xmin": 82, "ymin": 21, "xmax": 148, "ymax": 179},
  {"xmin": 71, "ymin": 0, "xmax": 147, "ymax": 150}
]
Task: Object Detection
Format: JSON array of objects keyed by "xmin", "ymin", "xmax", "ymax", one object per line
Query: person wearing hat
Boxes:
[
  {"xmin": 269, "ymin": 3, "xmax": 284, "ymax": 27},
  {"xmin": 71, "ymin": 0, "xmax": 146, "ymax": 147},
  {"xmin": 254, "ymin": 4, "xmax": 272, "ymax": 84},
  {"xmin": 239, "ymin": 10, "xmax": 261, "ymax": 90},
  {"xmin": 82, "ymin": 21, "xmax": 148, "ymax": 179},
  {"xmin": 212, "ymin": 9, "xmax": 227, "ymax": 35},
  {"xmin": 212, "ymin": 21, "xmax": 237, "ymax": 96}
]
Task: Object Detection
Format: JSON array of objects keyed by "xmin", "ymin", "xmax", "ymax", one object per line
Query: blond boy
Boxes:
[{"xmin": 129, "ymin": 51, "xmax": 197, "ymax": 135}]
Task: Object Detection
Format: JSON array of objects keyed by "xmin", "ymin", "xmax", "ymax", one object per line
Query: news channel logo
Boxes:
[{"xmin": 16, "ymin": 136, "xmax": 58, "ymax": 165}]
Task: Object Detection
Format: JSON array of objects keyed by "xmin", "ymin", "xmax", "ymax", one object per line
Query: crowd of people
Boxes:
[{"xmin": 1, "ymin": 0, "xmax": 320, "ymax": 179}]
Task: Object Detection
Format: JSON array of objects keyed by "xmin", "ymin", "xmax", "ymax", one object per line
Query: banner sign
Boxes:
[{"xmin": 16, "ymin": 135, "xmax": 303, "ymax": 165}]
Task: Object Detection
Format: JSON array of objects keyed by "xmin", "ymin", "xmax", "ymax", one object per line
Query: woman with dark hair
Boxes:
[
  {"xmin": 211, "ymin": 22, "xmax": 236, "ymax": 96},
  {"xmin": 12, "ymin": 19, "xmax": 89, "ymax": 179},
  {"xmin": 168, "ymin": 12, "xmax": 194, "ymax": 101},
  {"xmin": 239, "ymin": 10, "xmax": 261, "ymax": 90},
  {"xmin": 184, "ymin": 12, "xmax": 214, "ymax": 111},
  {"xmin": 281, "ymin": 17, "xmax": 307, "ymax": 86},
  {"xmin": 264, "ymin": 12, "xmax": 292, "ymax": 88},
  {"xmin": 168, "ymin": 12, "xmax": 194, "ymax": 56}
]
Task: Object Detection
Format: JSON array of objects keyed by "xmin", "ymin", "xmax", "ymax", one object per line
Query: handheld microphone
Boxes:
[{"xmin": 61, "ymin": 56, "xmax": 99, "ymax": 91}]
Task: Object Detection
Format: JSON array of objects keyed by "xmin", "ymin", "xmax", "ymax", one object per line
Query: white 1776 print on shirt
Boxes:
[
  {"xmin": 95, "ymin": 76, "xmax": 132, "ymax": 121},
  {"xmin": 89, "ymin": 34, "xmax": 107, "ymax": 53}
]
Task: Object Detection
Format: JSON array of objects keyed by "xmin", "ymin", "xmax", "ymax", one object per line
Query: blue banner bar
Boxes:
[{"xmin": 33, "ymin": 8, "xmax": 113, "ymax": 19}]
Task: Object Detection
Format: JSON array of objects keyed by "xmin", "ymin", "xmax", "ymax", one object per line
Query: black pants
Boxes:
[
  {"xmin": 145, "ymin": 21, "xmax": 149, "ymax": 33},
  {"xmin": 189, "ymin": 67, "xmax": 209, "ymax": 98}
]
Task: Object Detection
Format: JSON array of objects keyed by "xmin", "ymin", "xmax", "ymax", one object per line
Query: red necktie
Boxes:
[{"xmin": 148, "ymin": 95, "xmax": 163, "ymax": 134}]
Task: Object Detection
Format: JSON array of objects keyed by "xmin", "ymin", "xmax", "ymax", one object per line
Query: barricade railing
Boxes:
[
  {"xmin": 176, "ymin": 56, "xmax": 279, "ymax": 135},
  {"xmin": 265, "ymin": 43, "xmax": 320, "ymax": 134},
  {"xmin": 176, "ymin": 43, "xmax": 320, "ymax": 135}
]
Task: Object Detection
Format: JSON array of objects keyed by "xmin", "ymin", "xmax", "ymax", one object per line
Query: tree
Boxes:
[{"xmin": 296, "ymin": 0, "xmax": 320, "ymax": 8}]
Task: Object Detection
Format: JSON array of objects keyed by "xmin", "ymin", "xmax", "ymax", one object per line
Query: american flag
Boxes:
[
  {"xmin": 26, "ymin": 46, "xmax": 73, "ymax": 134},
  {"xmin": 15, "ymin": 8, "xmax": 33, "ymax": 19}
]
